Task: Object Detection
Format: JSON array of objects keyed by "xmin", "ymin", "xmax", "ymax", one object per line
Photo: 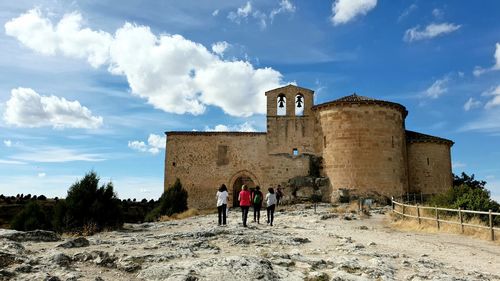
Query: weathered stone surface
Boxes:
[
  {"xmin": 0, "ymin": 230, "xmax": 60, "ymax": 242},
  {"xmin": 57, "ymin": 237, "xmax": 89, "ymax": 248}
]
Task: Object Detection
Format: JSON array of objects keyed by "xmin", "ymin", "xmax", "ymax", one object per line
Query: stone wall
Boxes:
[
  {"xmin": 164, "ymin": 132, "xmax": 310, "ymax": 209},
  {"xmin": 407, "ymin": 142, "xmax": 453, "ymax": 194},
  {"xmin": 316, "ymin": 103, "xmax": 408, "ymax": 199}
]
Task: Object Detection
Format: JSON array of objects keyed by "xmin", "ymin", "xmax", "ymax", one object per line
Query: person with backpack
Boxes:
[
  {"xmin": 238, "ymin": 184, "xmax": 251, "ymax": 227},
  {"xmin": 252, "ymin": 186, "xmax": 263, "ymax": 224},
  {"xmin": 216, "ymin": 184, "xmax": 228, "ymax": 226},
  {"xmin": 265, "ymin": 187, "xmax": 277, "ymax": 226}
]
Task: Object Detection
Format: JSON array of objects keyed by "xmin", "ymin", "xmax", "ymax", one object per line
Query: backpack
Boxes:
[{"xmin": 253, "ymin": 192, "xmax": 262, "ymax": 204}]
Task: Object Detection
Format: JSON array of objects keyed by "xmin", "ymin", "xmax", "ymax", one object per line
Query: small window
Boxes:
[
  {"xmin": 172, "ymin": 162, "xmax": 176, "ymax": 167},
  {"xmin": 293, "ymin": 148, "xmax": 299, "ymax": 156},
  {"xmin": 323, "ymin": 136, "xmax": 327, "ymax": 148},
  {"xmin": 427, "ymin": 157, "xmax": 430, "ymax": 165}
]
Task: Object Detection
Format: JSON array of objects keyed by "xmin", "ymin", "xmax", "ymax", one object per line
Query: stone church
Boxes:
[{"xmin": 164, "ymin": 85, "xmax": 453, "ymax": 209}]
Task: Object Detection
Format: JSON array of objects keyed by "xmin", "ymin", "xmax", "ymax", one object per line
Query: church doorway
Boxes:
[{"xmin": 232, "ymin": 176, "xmax": 256, "ymax": 207}]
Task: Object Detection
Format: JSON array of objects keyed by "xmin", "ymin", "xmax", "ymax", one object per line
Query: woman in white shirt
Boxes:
[
  {"xmin": 265, "ymin": 187, "xmax": 277, "ymax": 226},
  {"xmin": 216, "ymin": 184, "xmax": 229, "ymax": 226}
]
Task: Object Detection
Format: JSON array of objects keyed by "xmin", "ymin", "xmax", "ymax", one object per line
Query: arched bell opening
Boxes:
[
  {"xmin": 277, "ymin": 94, "xmax": 286, "ymax": 116},
  {"xmin": 295, "ymin": 93, "xmax": 304, "ymax": 116}
]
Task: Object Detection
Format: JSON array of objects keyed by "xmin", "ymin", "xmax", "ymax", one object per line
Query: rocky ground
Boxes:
[{"xmin": 1, "ymin": 204, "xmax": 499, "ymax": 281}]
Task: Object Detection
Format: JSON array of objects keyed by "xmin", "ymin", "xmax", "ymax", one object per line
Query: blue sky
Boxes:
[{"xmin": 0, "ymin": 0, "xmax": 499, "ymax": 201}]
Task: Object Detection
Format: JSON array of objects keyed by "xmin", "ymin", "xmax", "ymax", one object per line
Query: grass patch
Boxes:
[{"xmin": 158, "ymin": 208, "xmax": 217, "ymax": 222}]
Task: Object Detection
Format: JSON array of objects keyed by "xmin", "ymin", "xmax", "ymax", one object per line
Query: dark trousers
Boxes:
[
  {"xmin": 267, "ymin": 204, "xmax": 275, "ymax": 225},
  {"xmin": 253, "ymin": 204, "xmax": 261, "ymax": 222},
  {"xmin": 217, "ymin": 204, "xmax": 227, "ymax": 225},
  {"xmin": 241, "ymin": 206, "xmax": 250, "ymax": 226}
]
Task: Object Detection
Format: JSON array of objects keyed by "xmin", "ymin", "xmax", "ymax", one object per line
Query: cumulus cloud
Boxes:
[
  {"xmin": 227, "ymin": 0, "xmax": 295, "ymax": 29},
  {"xmin": 3, "ymin": 140, "xmax": 12, "ymax": 147},
  {"xmin": 473, "ymin": 43, "xmax": 500, "ymax": 77},
  {"xmin": 464, "ymin": 97, "xmax": 481, "ymax": 111},
  {"xmin": 404, "ymin": 23, "xmax": 461, "ymax": 42},
  {"xmin": 424, "ymin": 78, "xmax": 449, "ymax": 99},
  {"xmin": 5, "ymin": 9, "xmax": 282, "ymax": 117},
  {"xmin": 212, "ymin": 9, "xmax": 219, "ymax": 17},
  {"xmin": 211, "ymin": 41, "xmax": 230, "ymax": 56},
  {"xmin": 204, "ymin": 122, "xmax": 257, "ymax": 132},
  {"xmin": 3, "ymin": 87, "xmax": 103, "ymax": 129},
  {"xmin": 484, "ymin": 85, "xmax": 500, "ymax": 109},
  {"xmin": 330, "ymin": 0, "xmax": 377, "ymax": 26},
  {"xmin": 128, "ymin": 133, "xmax": 166, "ymax": 155},
  {"xmin": 5, "ymin": 9, "xmax": 112, "ymax": 68},
  {"xmin": 38, "ymin": 172, "xmax": 46, "ymax": 177}
]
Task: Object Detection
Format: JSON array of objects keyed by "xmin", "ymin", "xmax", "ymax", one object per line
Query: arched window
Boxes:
[
  {"xmin": 295, "ymin": 93, "xmax": 304, "ymax": 116},
  {"xmin": 277, "ymin": 94, "xmax": 286, "ymax": 116}
]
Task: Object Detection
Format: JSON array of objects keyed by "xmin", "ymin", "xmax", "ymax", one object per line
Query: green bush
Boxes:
[
  {"xmin": 11, "ymin": 201, "xmax": 52, "ymax": 231},
  {"xmin": 146, "ymin": 178, "xmax": 188, "ymax": 221},
  {"xmin": 56, "ymin": 171, "xmax": 123, "ymax": 232},
  {"xmin": 430, "ymin": 184, "xmax": 499, "ymax": 212}
]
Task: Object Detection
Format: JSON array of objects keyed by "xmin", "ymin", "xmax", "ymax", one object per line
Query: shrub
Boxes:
[
  {"xmin": 146, "ymin": 178, "xmax": 188, "ymax": 221},
  {"xmin": 57, "ymin": 171, "xmax": 123, "ymax": 232},
  {"xmin": 11, "ymin": 201, "xmax": 52, "ymax": 231}
]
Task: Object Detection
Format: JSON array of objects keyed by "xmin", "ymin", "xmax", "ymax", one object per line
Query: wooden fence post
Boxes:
[
  {"xmin": 391, "ymin": 197, "xmax": 394, "ymax": 211},
  {"xmin": 416, "ymin": 204, "xmax": 421, "ymax": 225},
  {"xmin": 490, "ymin": 210, "xmax": 494, "ymax": 241},
  {"xmin": 402, "ymin": 203, "xmax": 405, "ymax": 217},
  {"xmin": 435, "ymin": 206, "xmax": 440, "ymax": 230},
  {"xmin": 459, "ymin": 207, "xmax": 464, "ymax": 234}
]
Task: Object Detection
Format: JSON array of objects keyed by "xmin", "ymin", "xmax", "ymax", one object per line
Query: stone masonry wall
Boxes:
[
  {"xmin": 164, "ymin": 133, "xmax": 310, "ymax": 209},
  {"xmin": 316, "ymin": 104, "xmax": 409, "ymax": 199},
  {"xmin": 407, "ymin": 142, "xmax": 453, "ymax": 195}
]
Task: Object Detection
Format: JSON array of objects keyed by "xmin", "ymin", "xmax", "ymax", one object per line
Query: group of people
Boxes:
[{"xmin": 215, "ymin": 184, "xmax": 283, "ymax": 227}]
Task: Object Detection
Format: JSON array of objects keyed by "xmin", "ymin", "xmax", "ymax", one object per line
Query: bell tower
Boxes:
[{"xmin": 265, "ymin": 85, "xmax": 315, "ymax": 155}]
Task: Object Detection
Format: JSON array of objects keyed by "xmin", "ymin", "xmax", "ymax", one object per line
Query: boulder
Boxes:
[
  {"xmin": 1, "ymin": 230, "xmax": 60, "ymax": 242},
  {"xmin": 57, "ymin": 237, "xmax": 90, "ymax": 248}
]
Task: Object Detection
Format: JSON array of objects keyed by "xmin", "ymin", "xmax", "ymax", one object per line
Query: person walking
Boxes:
[
  {"xmin": 216, "ymin": 184, "xmax": 228, "ymax": 226},
  {"xmin": 266, "ymin": 187, "xmax": 277, "ymax": 226},
  {"xmin": 238, "ymin": 185, "xmax": 251, "ymax": 227},
  {"xmin": 252, "ymin": 186, "xmax": 263, "ymax": 224},
  {"xmin": 276, "ymin": 185, "xmax": 283, "ymax": 206}
]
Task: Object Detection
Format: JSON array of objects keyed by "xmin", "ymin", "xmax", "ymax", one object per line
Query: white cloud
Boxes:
[
  {"xmin": 212, "ymin": 9, "xmax": 219, "ymax": 17},
  {"xmin": 5, "ymin": 9, "xmax": 112, "ymax": 68},
  {"xmin": 330, "ymin": 0, "xmax": 377, "ymax": 26},
  {"xmin": 0, "ymin": 159, "xmax": 26, "ymax": 165},
  {"xmin": 3, "ymin": 87, "xmax": 103, "ymax": 129},
  {"xmin": 474, "ymin": 43, "xmax": 500, "ymax": 76},
  {"xmin": 270, "ymin": 0, "xmax": 296, "ymax": 22},
  {"xmin": 227, "ymin": 2, "xmax": 252, "ymax": 23},
  {"xmin": 484, "ymin": 85, "xmax": 500, "ymax": 109},
  {"xmin": 5, "ymin": 9, "xmax": 283, "ymax": 117},
  {"xmin": 425, "ymin": 78, "xmax": 449, "ymax": 99},
  {"xmin": 432, "ymin": 8, "xmax": 443, "ymax": 19},
  {"xmin": 452, "ymin": 161, "xmax": 466, "ymax": 169},
  {"xmin": 204, "ymin": 122, "xmax": 257, "ymax": 132},
  {"xmin": 464, "ymin": 97, "xmax": 481, "ymax": 111},
  {"xmin": 404, "ymin": 23, "xmax": 461, "ymax": 42},
  {"xmin": 398, "ymin": 4, "xmax": 417, "ymax": 22},
  {"xmin": 3, "ymin": 140, "xmax": 12, "ymax": 147},
  {"xmin": 227, "ymin": 1, "xmax": 295, "ymax": 29},
  {"xmin": 211, "ymin": 41, "xmax": 230, "ymax": 56},
  {"xmin": 10, "ymin": 147, "xmax": 105, "ymax": 163},
  {"xmin": 128, "ymin": 133, "xmax": 166, "ymax": 155},
  {"xmin": 38, "ymin": 172, "xmax": 46, "ymax": 177}
]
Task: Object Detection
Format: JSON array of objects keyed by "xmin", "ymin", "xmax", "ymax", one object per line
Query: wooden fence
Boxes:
[{"xmin": 391, "ymin": 197, "xmax": 500, "ymax": 241}]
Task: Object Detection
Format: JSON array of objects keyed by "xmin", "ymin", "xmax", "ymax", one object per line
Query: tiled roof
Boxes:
[
  {"xmin": 312, "ymin": 93, "xmax": 408, "ymax": 117},
  {"xmin": 165, "ymin": 131, "xmax": 266, "ymax": 136},
  {"xmin": 406, "ymin": 130, "xmax": 454, "ymax": 146},
  {"xmin": 333, "ymin": 93, "xmax": 376, "ymax": 102}
]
